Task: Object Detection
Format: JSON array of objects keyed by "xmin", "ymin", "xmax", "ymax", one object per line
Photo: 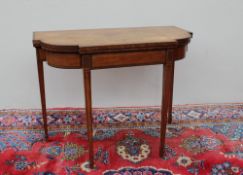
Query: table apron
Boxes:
[
  {"xmin": 42, "ymin": 46, "xmax": 187, "ymax": 69},
  {"xmin": 91, "ymin": 50, "xmax": 166, "ymax": 69}
]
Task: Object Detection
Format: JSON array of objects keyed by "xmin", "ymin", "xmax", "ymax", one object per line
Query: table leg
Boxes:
[
  {"xmin": 83, "ymin": 68, "xmax": 94, "ymax": 169},
  {"xmin": 167, "ymin": 61, "xmax": 174, "ymax": 124},
  {"xmin": 37, "ymin": 59, "xmax": 48, "ymax": 140},
  {"xmin": 160, "ymin": 52, "xmax": 174, "ymax": 157}
]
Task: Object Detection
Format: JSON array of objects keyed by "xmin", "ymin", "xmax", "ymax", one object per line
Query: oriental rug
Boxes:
[{"xmin": 0, "ymin": 103, "xmax": 242, "ymax": 175}]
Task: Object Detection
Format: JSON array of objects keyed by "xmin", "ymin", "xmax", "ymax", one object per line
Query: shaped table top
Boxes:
[{"xmin": 33, "ymin": 26, "xmax": 192, "ymax": 54}]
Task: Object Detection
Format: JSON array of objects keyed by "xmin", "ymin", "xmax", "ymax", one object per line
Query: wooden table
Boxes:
[{"xmin": 33, "ymin": 26, "xmax": 192, "ymax": 168}]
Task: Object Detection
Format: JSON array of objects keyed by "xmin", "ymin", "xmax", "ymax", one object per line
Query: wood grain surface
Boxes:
[{"xmin": 33, "ymin": 26, "xmax": 192, "ymax": 53}]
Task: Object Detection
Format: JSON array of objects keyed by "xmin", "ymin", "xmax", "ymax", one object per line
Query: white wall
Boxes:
[{"xmin": 0, "ymin": 0, "xmax": 243, "ymax": 108}]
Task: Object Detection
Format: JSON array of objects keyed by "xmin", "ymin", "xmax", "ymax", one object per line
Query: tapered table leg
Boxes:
[
  {"xmin": 160, "ymin": 50, "xmax": 174, "ymax": 157},
  {"xmin": 167, "ymin": 61, "xmax": 175, "ymax": 124},
  {"xmin": 37, "ymin": 58, "xmax": 48, "ymax": 140},
  {"xmin": 83, "ymin": 68, "xmax": 94, "ymax": 169}
]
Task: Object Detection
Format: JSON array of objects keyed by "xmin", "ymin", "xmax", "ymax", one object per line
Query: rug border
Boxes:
[{"xmin": 1, "ymin": 102, "xmax": 243, "ymax": 112}]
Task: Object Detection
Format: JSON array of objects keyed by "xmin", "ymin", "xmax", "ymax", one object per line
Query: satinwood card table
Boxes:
[{"xmin": 33, "ymin": 26, "xmax": 192, "ymax": 168}]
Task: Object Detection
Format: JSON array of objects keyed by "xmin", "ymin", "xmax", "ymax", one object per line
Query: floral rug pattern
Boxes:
[{"xmin": 0, "ymin": 103, "xmax": 242, "ymax": 174}]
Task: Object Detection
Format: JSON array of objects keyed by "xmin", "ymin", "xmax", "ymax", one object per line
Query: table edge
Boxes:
[{"xmin": 33, "ymin": 37, "xmax": 192, "ymax": 54}]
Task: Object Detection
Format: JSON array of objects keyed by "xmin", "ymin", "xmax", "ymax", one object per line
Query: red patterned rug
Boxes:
[{"xmin": 0, "ymin": 103, "xmax": 242, "ymax": 175}]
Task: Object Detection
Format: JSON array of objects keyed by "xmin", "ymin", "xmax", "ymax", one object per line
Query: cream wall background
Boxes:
[{"xmin": 0, "ymin": 0, "xmax": 243, "ymax": 108}]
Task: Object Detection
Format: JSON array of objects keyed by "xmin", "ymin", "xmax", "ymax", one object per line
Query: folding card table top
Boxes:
[{"xmin": 33, "ymin": 26, "xmax": 192, "ymax": 168}]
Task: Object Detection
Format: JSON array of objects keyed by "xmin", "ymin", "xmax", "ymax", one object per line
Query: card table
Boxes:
[{"xmin": 33, "ymin": 26, "xmax": 192, "ymax": 168}]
